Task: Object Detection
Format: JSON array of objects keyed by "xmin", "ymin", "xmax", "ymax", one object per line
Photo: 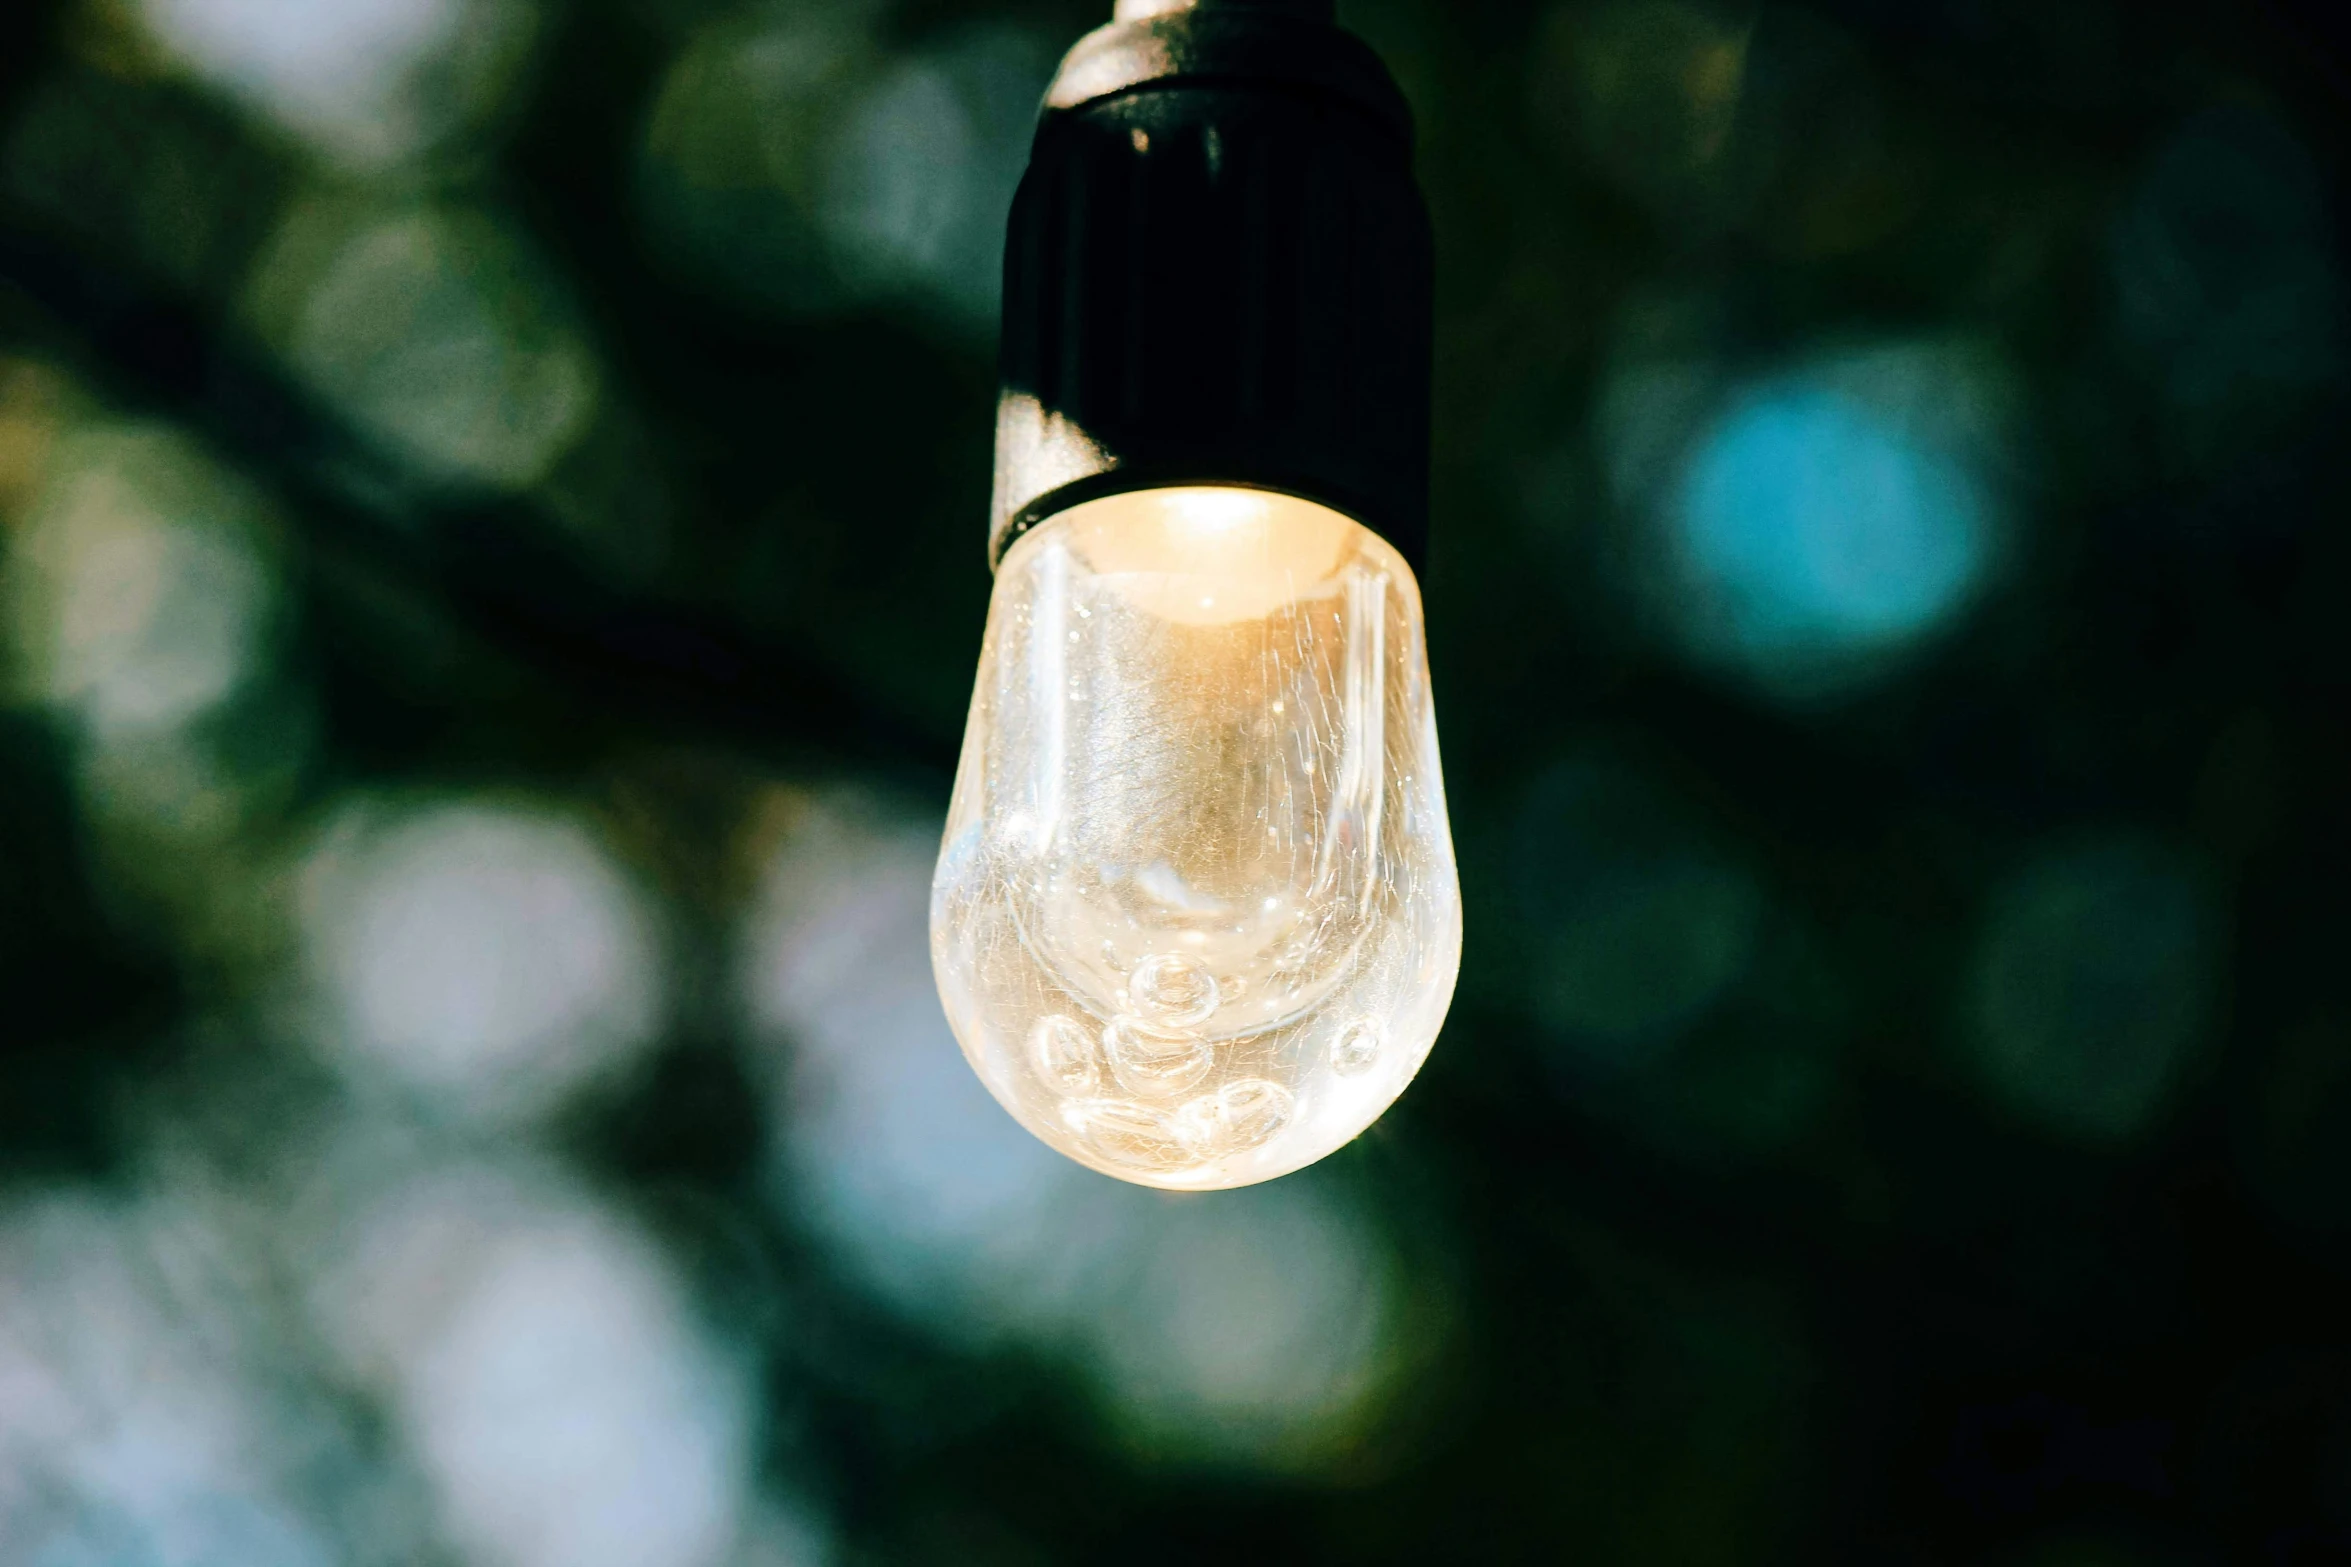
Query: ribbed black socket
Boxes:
[{"xmin": 989, "ymin": 0, "xmax": 1434, "ymax": 572}]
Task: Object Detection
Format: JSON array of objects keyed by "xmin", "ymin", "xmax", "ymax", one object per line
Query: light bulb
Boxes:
[
  {"xmin": 930, "ymin": 0, "xmax": 1450, "ymax": 1187},
  {"xmin": 931, "ymin": 487, "xmax": 1460, "ymax": 1189}
]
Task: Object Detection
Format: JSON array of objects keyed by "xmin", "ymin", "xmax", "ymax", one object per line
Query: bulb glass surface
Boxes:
[{"xmin": 931, "ymin": 487, "xmax": 1461, "ymax": 1189}]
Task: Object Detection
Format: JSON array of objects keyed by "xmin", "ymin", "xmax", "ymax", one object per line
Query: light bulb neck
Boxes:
[
  {"xmin": 991, "ymin": 0, "xmax": 1432, "ymax": 574},
  {"xmin": 1113, "ymin": 0, "xmax": 1336, "ymax": 20}
]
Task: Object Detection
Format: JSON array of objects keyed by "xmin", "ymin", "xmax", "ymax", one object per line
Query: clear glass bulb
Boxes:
[{"xmin": 931, "ymin": 486, "xmax": 1461, "ymax": 1189}]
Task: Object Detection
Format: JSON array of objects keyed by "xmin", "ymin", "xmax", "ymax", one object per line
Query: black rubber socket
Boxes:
[{"xmin": 989, "ymin": 0, "xmax": 1434, "ymax": 573}]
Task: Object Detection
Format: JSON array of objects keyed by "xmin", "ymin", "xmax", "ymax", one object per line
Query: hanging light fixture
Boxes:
[{"xmin": 930, "ymin": 0, "xmax": 1459, "ymax": 1190}]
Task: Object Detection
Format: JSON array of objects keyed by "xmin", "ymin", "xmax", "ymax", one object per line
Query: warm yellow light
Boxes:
[
  {"xmin": 1058, "ymin": 487, "xmax": 1354, "ymax": 625},
  {"xmin": 931, "ymin": 486, "xmax": 1461, "ymax": 1190}
]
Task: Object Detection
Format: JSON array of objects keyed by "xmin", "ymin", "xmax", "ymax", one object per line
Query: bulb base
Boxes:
[{"xmin": 991, "ymin": 4, "xmax": 1434, "ymax": 573}]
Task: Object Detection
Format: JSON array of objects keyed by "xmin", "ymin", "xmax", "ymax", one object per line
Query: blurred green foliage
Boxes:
[{"xmin": 1, "ymin": 0, "xmax": 2349, "ymax": 1561}]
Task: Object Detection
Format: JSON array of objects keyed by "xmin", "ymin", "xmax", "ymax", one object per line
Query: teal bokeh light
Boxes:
[
  {"xmin": 1681, "ymin": 389, "xmax": 1984, "ymax": 648},
  {"xmin": 1963, "ymin": 835, "xmax": 2217, "ymax": 1145},
  {"xmin": 1657, "ymin": 343, "xmax": 2007, "ymax": 699}
]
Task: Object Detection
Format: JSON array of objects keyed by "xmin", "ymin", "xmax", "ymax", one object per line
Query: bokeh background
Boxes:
[{"xmin": 0, "ymin": 0, "xmax": 2347, "ymax": 1559}]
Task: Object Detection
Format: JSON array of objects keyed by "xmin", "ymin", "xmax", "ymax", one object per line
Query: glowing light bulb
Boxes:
[
  {"xmin": 932, "ymin": 487, "xmax": 1460, "ymax": 1189},
  {"xmin": 931, "ymin": 0, "xmax": 1448, "ymax": 1187}
]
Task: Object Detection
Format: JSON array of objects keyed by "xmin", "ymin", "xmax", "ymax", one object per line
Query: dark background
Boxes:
[{"xmin": 2, "ymin": 0, "xmax": 2348, "ymax": 1561}]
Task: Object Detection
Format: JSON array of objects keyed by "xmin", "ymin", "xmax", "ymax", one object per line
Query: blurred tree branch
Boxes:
[{"xmin": 0, "ymin": 219, "xmax": 958, "ymax": 784}]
